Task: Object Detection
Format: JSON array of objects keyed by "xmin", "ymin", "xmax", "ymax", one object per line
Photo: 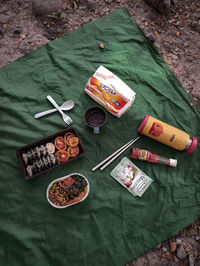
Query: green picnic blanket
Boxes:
[{"xmin": 0, "ymin": 8, "xmax": 199, "ymax": 266}]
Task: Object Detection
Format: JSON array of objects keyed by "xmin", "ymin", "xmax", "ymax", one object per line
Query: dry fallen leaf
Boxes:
[
  {"xmin": 14, "ymin": 40, "xmax": 19, "ymax": 44},
  {"xmin": 30, "ymin": 42, "xmax": 36, "ymax": 47},
  {"xmin": 161, "ymin": 49, "xmax": 167, "ymax": 54},
  {"xmin": 20, "ymin": 34, "xmax": 26, "ymax": 39},
  {"xmin": 99, "ymin": 43, "xmax": 104, "ymax": 49},
  {"xmin": 190, "ymin": 102, "xmax": 194, "ymax": 106},
  {"xmin": 116, "ymin": 0, "xmax": 121, "ymax": 3},
  {"xmin": 185, "ymin": 245, "xmax": 193, "ymax": 254},
  {"xmin": 3, "ymin": 24, "xmax": 7, "ymax": 30},
  {"xmin": 174, "ymin": 13, "xmax": 179, "ymax": 19},
  {"xmin": 189, "ymin": 4, "xmax": 194, "ymax": 10},
  {"xmin": 176, "ymin": 31, "xmax": 180, "ymax": 37},
  {"xmin": 165, "ymin": 251, "xmax": 172, "ymax": 259},
  {"xmin": 161, "ymin": 257, "xmax": 166, "ymax": 263},
  {"xmin": 62, "ymin": 2, "xmax": 68, "ymax": 10},
  {"xmin": 185, "ymin": 13, "xmax": 190, "ymax": 19},
  {"xmin": 170, "ymin": 241, "xmax": 177, "ymax": 253},
  {"xmin": 73, "ymin": 1, "xmax": 77, "ymax": 10},
  {"xmin": 193, "ymin": 97, "xmax": 198, "ymax": 101}
]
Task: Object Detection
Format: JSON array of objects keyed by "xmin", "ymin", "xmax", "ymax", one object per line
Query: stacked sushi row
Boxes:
[{"xmin": 22, "ymin": 143, "xmax": 59, "ymax": 177}]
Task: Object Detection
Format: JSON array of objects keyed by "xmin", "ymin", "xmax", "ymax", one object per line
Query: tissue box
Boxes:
[{"xmin": 85, "ymin": 66, "xmax": 136, "ymax": 118}]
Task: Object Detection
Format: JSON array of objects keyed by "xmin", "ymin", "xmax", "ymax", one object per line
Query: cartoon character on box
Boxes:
[{"xmin": 148, "ymin": 122, "xmax": 163, "ymax": 137}]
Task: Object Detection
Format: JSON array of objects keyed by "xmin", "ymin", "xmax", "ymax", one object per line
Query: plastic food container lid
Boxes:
[
  {"xmin": 138, "ymin": 115, "xmax": 150, "ymax": 133},
  {"xmin": 186, "ymin": 137, "xmax": 198, "ymax": 154},
  {"xmin": 46, "ymin": 173, "xmax": 90, "ymax": 209}
]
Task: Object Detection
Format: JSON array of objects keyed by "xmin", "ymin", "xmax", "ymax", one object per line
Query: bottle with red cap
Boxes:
[
  {"xmin": 138, "ymin": 115, "xmax": 198, "ymax": 154},
  {"xmin": 131, "ymin": 147, "xmax": 177, "ymax": 167}
]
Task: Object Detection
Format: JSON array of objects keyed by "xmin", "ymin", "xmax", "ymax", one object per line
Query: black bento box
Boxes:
[{"xmin": 16, "ymin": 127, "xmax": 85, "ymax": 180}]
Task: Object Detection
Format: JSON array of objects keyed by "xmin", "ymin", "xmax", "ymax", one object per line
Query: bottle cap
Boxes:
[
  {"xmin": 138, "ymin": 115, "xmax": 150, "ymax": 133},
  {"xmin": 186, "ymin": 137, "xmax": 198, "ymax": 154},
  {"xmin": 169, "ymin": 159, "xmax": 177, "ymax": 167}
]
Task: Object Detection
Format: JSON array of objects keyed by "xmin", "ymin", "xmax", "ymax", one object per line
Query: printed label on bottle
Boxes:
[
  {"xmin": 148, "ymin": 122, "xmax": 163, "ymax": 137},
  {"xmin": 132, "ymin": 148, "xmax": 148, "ymax": 160}
]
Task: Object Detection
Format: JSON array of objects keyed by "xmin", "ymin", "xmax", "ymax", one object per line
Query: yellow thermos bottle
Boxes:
[{"xmin": 138, "ymin": 115, "xmax": 198, "ymax": 154}]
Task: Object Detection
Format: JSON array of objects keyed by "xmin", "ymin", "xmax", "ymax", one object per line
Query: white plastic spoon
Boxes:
[{"xmin": 34, "ymin": 100, "xmax": 74, "ymax": 119}]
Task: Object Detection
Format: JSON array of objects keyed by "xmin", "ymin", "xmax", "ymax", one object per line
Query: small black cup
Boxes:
[{"xmin": 85, "ymin": 106, "xmax": 107, "ymax": 134}]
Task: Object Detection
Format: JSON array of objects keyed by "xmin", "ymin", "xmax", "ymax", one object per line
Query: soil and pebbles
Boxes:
[{"xmin": 0, "ymin": 0, "xmax": 200, "ymax": 265}]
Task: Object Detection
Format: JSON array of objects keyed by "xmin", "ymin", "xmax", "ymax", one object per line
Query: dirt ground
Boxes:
[{"xmin": 0, "ymin": 0, "xmax": 200, "ymax": 265}]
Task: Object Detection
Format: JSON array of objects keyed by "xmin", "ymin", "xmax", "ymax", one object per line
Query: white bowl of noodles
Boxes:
[{"xmin": 46, "ymin": 173, "xmax": 90, "ymax": 209}]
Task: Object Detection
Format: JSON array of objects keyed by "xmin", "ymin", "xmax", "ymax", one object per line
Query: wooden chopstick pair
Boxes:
[{"xmin": 92, "ymin": 136, "xmax": 140, "ymax": 171}]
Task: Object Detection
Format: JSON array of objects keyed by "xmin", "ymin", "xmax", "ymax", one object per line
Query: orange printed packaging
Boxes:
[
  {"xmin": 138, "ymin": 115, "xmax": 198, "ymax": 154},
  {"xmin": 85, "ymin": 65, "xmax": 136, "ymax": 118}
]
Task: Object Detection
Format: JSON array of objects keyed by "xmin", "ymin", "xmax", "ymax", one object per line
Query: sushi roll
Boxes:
[
  {"xmin": 45, "ymin": 155, "xmax": 52, "ymax": 168},
  {"xmin": 40, "ymin": 157, "xmax": 48, "ymax": 170},
  {"xmin": 39, "ymin": 145, "xmax": 47, "ymax": 157},
  {"xmin": 46, "ymin": 142, "xmax": 55, "ymax": 154},
  {"xmin": 35, "ymin": 146, "xmax": 41, "ymax": 159},
  {"xmin": 51, "ymin": 154, "xmax": 60, "ymax": 165},
  {"xmin": 33, "ymin": 148, "xmax": 40, "ymax": 160},
  {"xmin": 22, "ymin": 153, "xmax": 28, "ymax": 165},
  {"xmin": 38, "ymin": 158, "xmax": 46, "ymax": 170},
  {"xmin": 54, "ymin": 154, "xmax": 60, "ymax": 165},
  {"xmin": 34, "ymin": 160, "xmax": 42, "ymax": 173},
  {"xmin": 30, "ymin": 149, "xmax": 37, "ymax": 161},
  {"xmin": 49, "ymin": 154, "xmax": 59, "ymax": 166},
  {"xmin": 26, "ymin": 165, "xmax": 33, "ymax": 177},
  {"xmin": 26, "ymin": 165, "xmax": 38, "ymax": 177},
  {"xmin": 43, "ymin": 156, "xmax": 51, "ymax": 169},
  {"xmin": 26, "ymin": 151, "xmax": 34, "ymax": 165},
  {"xmin": 33, "ymin": 164, "xmax": 39, "ymax": 174}
]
